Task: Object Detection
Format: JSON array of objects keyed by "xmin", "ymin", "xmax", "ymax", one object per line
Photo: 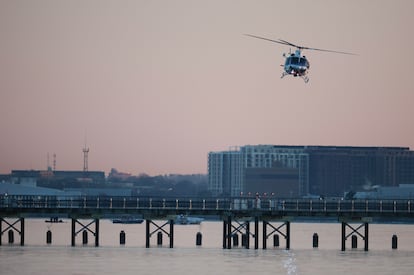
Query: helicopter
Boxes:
[{"xmin": 245, "ymin": 34, "xmax": 356, "ymax": 83}]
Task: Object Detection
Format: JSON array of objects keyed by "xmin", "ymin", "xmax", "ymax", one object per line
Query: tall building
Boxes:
[
  {"xmin": 208, "ymin": 145, "xmax": 414, "ymax": 198},
  {"xmin": 208, "ymin": 149, "xmax": 243, "ymax": 196}
]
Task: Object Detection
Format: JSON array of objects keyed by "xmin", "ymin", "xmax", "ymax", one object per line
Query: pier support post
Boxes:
[
  {"xmin": 70, "ymin": 218, "xmax": 99, "ymax": 247},
  {"xmin": 227, "ymin": 216, "xmax": 232, "ymax": 249},
  {"xmin": 254, "ymin": 217, "xmax": 259, "ymax": 250},
  {"xmin": 0, "ymin": 218, "xmax": 25, "ymax": 246},
  {"xmin": 286, "ymin": 221, "xmax": 290, "ymax": 250},
  {"xmin": 72, "ymin": 219, "xmax": 76, "ymax": 247},
  {"xmin": 95, "ymin": 219, "xmax": 99, "ymax": 247},
  {"xmin": 246, "ymin": 221, "xmax": 250, "ymax": 249},
  {"xmin": 20, "ymin": 218, "xmax": 24, "ymax": 246},
  {"xmin": 222, "ymin": 220, "xmax": 227, "ymax": 249},
  {"xmin": 222, "ymin": 217, "xmax": 254, "ymax": 249},
  {"xmin": 169, "ymin": 219, "xmax": 174, "ymax": 248},
  {"xmin": 340, "ymin": 219, "xmax": 370, "ymax": 251},
  {"xmin": 145, "ymin": 219, "xmax": 174, "ymax": 248},
  {"xmin": 262, "ymin": 220, "xmax": 290, "ymax": 250},
  {"xmin": 146, "ymin": 220, "xmax": 150, "ymax": 248}
]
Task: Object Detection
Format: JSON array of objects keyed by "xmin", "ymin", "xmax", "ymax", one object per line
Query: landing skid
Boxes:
[
  {"xmin": 281, "ymin": 72, "xmax": 309, "ymax": 83},
  {"xmin": 301, "ymin": 75, "xmax": 309, "ymax": 83}
]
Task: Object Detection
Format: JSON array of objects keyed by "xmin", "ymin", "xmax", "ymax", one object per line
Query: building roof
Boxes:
[{"xmin": 0, "ymin": 182, "xmax": 80, "ymax": 196}]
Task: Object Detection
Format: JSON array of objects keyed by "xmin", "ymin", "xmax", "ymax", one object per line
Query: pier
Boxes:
[{"xmin": 1, "ymin": 195, "xmax": 414, "ymax": 250}]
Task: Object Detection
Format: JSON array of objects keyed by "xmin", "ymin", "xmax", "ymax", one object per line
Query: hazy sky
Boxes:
[{"xmin": 1, "ymin": 0, "xmax": 413, "ymax": 175}]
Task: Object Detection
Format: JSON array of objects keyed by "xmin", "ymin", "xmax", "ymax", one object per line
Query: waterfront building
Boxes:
[
  {"xmin": 208, "ymin": 145, "xmax": 414, "ymax": 198},
  {"xmin": 208, "ymin": 149, "xmax": 243, "ymax": 196}
]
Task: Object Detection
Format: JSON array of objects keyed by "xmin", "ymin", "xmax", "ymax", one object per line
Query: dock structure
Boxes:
[
  {"xmin": 340, "ymin": 217, "xmax": 370, "ymax": 251},
  {"xmin": 1, "ymin": 196, "xmax": 414, "ymax": 250},
  {"xmin": 145, "ymin": 219, "xmax": 174, "ymax": 248},
  {"xmin": 71, "ymin": 218, "xmax": 99, "ymax": 247},
  {"xmin": 0, "ymin": 217, "xmax": 24, "ymax": 246}
]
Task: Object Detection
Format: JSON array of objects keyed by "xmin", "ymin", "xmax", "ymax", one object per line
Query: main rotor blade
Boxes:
[
  {"xmin": 277, "ymin": 38, "xmax": 301, "ymax": 48},
  {"xmin": 301, "ymin": 46, "xmax": 357, "ymax": 55},
  {"xmin": 245, "ymin": 34, "xmax": 357, "ymax": 55},
  {"xmin": 278, "ymin": 38, "xmax": 356, "ymax": 55},
  {"xmin": 244, "ymin": 34, "xmax": 291, "ymax": 46}
]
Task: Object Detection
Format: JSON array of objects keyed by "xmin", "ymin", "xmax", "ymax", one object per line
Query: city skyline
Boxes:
[{"xmin": 1, "ymin": 1, "xmax": 414, "ymax": 176}]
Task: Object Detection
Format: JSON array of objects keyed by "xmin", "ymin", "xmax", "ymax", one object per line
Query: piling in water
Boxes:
[
  {"xmin": 241, "ymin": 234, "xmax": 247, "ymax": 247},
  {"xmin": 120, "ymin": 230, "xmax": 126, "ymax": 245},
  {"xmin": 8, "ymin": 230, "xmax": 14, "ymax": 244},
  {"xmin": 233, "ymin": 234, "xmax": 239, "ymax": 247},
  {"xmin": 46, "ymin": 230, "xmax": 52, "ymax": 244},
  {"xmin": 351, "ymin": 235, "xmax": 357, "ymax": 249},
  {"xmin": 392, "ymin": 234, "xmax": 398, "ymax": 249},
  {"xmin": 273, "ymin": 234, "xmax": 279, "ymax": 247},
  {"xmin": 157, "ymin": 232, "xmax": 163, "ymax": 246},
  {"xmin": 312, "ymin": 233, "xmax": 319, "ymax": 248},
  {"xmin": 196, "ymin": 232, "xmax": 202, "ymax": 246},
  {"xmin": 82, "ymin": 230, "xmax": 88, "ymax": 245}
]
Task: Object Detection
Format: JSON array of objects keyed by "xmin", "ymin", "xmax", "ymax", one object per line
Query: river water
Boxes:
[{"xmin": 1, "ymin": 219, "xmax": 414, "ymax": 274}]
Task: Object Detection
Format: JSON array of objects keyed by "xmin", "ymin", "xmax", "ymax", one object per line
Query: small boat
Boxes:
[
  {"xmin": 45, "ymin": 217, "xmax": 64, "ymax": 223},
  {"xmin": 112, "ymin": 217, "xmax": 144, "ymax": 224},
  {"xmin": 175, "ymin": 214, "xmax": 204, "ymax": 225}
]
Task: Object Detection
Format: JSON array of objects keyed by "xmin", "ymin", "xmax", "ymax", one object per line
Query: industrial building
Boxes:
[
  {"xmin": 11, "ymin": 170, "xmax": 106, "ymax": 186},
  {"xmin": 208, "ymin": 145, "xmax": 414, "ymax": 198}
]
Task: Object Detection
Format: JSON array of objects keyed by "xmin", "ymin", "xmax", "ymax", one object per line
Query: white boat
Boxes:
[{"xmin": 175, "ymin": 214, "xmax": 204, "ymax": 225}]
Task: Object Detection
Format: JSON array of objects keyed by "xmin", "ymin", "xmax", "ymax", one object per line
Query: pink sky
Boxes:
[{"xmin": 1, "ymin": 0, "xmax": 413, "ymax": 175}]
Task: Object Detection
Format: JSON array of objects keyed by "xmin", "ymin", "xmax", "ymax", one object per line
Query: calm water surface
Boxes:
[{"xmin": 1, "ymin": 220, "xmax": 414, "ymax": 274}]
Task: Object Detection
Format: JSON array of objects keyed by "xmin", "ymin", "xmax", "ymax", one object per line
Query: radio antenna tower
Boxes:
[{"xmin": 83, "ymin": 137, "xmax": 89, "ymax": 172}]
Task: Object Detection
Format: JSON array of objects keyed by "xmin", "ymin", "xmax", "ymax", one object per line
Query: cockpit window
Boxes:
[
  {"xmin": 299, "ymin": 58, "xmax": 308, "ymax": 66},
  {"xmin": 287, "ymin": 56, "xmax": 309, "ymax": 67},
  {"xmin": 289, "ymin": 57, "xmax": 299, "ymax": 65}
]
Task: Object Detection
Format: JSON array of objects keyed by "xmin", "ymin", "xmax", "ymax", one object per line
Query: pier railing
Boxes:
[{"xmin": 1, "ymin": 195, "xmax": 414, "ymax": 218}]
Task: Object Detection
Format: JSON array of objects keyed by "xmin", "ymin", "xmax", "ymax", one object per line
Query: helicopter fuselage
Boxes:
[{"xmin": 284, "ymin": 51, "xmax": 310, "ymax": 77}]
